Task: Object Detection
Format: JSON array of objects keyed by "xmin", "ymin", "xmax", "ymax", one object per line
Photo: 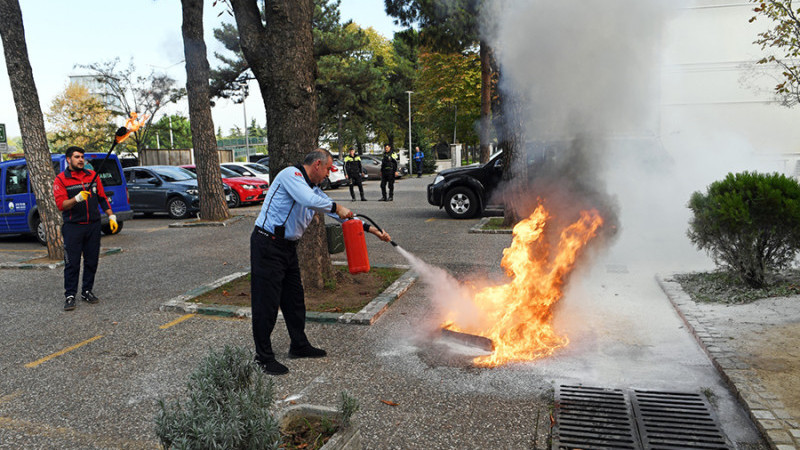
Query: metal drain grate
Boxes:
[
  {"xmin": 554, "ymin": 385, "xmax": 639, "ymax": 449},
  {"xmin": 631, "ymin": 390, "xmax": 730, "ymax": 450},
  {"xmin": 553, "ymin": 386, "xmax": 732, "ymax": 450}
]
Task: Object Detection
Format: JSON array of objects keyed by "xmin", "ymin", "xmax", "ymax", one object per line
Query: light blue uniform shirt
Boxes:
[{"xmin": 254, "ymin": 165, "xmax": 341, "ymax": 240}]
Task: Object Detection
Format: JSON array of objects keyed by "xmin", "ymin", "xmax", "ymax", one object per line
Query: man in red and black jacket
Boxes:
[{"xmin": 53, "ymin": 146, "xmax": 118, "ymax": 311}]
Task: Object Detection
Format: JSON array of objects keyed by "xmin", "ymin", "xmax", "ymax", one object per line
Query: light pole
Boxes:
[
  {"xmin": 240, "ymin": 81, "xmax": 250, "ymax": 162},
  {"xmin": 405, "ymin": 90, "xmax": 413, "ymax": 174}
]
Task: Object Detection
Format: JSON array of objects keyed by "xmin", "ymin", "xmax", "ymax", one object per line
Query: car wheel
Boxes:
[
  {"xmin": 444, "ymin": 187, "xmax": 479, "ymax": 219},
  {"xmin": 230, "ymin": 190, "xmax": 241, "ymax": 208},
  {"xmin": 101, "ymin": 221, "xmax": 123, "ymax": 235},
  {"xmin": 167, "ymin": 197, "xmax": 190, "ymax": 219},
  {"xmin": 32, "ymin": 215, "xmax": 47, "ymax": 245},
  {"xmin": 320, "ymin": 177, "xmax": 331, "ymax": 190}
]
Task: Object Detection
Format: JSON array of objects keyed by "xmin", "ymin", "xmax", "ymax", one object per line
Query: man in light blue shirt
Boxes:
[{"xmin": 251, "ymin": 149, "xmax": 391, "ymax": 375}]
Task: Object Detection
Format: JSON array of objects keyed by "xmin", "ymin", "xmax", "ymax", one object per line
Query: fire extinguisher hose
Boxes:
[{"xmin": 354, "ymin": 214, "xmax": 398, "ymax": 247}]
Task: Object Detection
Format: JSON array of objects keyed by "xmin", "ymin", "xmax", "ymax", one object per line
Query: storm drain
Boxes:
[{"xmin": 553, "ymin": 385, "xmax": 731, "ymax": 450}]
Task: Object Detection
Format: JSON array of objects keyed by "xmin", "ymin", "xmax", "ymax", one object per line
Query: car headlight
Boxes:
[
  {"xmin": 185, "ymin": 188, "xmax": 199, "ymax": 195},
  {"xmin": 242, "ymin": 184, "xmax": 255, "ymax": 190},
  {"xmin": 433, "ymin": 175, "xmax": 444, "ymax": 185}
]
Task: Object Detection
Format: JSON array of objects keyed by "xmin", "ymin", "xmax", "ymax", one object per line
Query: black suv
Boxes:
[{"xmin": 427, "ymin": 151, "xmax": 505, "ymax": 219}]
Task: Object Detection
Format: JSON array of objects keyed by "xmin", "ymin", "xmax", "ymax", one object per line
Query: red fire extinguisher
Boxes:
[{"xmin": 342, "ymin": 218, "xmax": 370, "ymax": 274}]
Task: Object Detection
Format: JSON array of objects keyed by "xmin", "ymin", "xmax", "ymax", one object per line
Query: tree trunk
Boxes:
[
  {"xmin": 479, "ymin": 41, "xmax": 493, "ymax": 164},
  {"xmin": 0, "ymin": 0, "xmax": 64, "ymax": 259},
  {"xmin": 231, "ymin": 0, "xmax": 330, "ymax": 288},
  {"xmin": 181, "ymin": 0, "xmax": 230, "ymax": 222}
]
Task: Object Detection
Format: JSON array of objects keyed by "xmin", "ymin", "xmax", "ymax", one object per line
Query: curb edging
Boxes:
[
  {"xmin": 656, "ymin": 274, "xmax": 800, "ymax": 449},
  {"xmin": 160, "ymin": 264, "xmax": 417, "ymax": 326},
  {"xmin": 0, "ymin": 247, "xmax": 122, "ymax": 270},
  {"xmin": 169, "ymin": 215, "xmax": 245, "ymax": 228}
]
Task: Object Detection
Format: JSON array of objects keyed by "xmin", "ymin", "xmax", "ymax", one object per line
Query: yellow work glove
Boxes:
[
  {"xmin": 74, "ymin": 190, "xmax": 90, "ymax": 203},
  {"xmin": 108, "ymin": 215, "xmax": 118, "ymax": 233}
]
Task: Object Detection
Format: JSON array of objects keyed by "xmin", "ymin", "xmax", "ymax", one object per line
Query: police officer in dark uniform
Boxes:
[
  {"xmin": 379, "ymin": 144, "xmax": 398, "ymax": 201},
  {"xmin": 343, "ymin": 147, "xmax": 366, "ymax": 202},
  {"xmin": 53, "ymin": 146, "xmax": 118, "ymax": 311},
  {"xmin": 251, "ymin": 149, "xmax": 392, "ymax": 375}
]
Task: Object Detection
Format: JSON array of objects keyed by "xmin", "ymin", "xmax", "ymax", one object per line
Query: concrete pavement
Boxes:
[{"xmin": 0, "ymin": 175, "xmax": 772, "ymax": 448}]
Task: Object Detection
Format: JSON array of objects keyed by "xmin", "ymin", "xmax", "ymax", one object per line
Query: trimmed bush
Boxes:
[
  {"xmin": 154, "ymin": 345, "xmax": 280, "ymax": 449},
  {"xmin": 687, "ymin": 171, "xmax": 800, "ymax": 288}
]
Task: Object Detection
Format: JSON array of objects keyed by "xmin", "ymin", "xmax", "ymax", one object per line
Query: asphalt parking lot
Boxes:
[{"xmin": 0, "ymin": 175, "xmax": 769, "ymax": 448}]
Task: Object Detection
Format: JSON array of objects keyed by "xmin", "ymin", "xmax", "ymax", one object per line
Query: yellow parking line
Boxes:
[
  {"xmin": 25, "ymin": 335, "xmax": 104, "ymax": 368},
  {"xmin": 425, "ymin": 218, "xmax": 437, "ymax": 222},
  {"xmin": 159, "ymin": 313, "xmax": 196, "ymax": 330},
  {"xmin": 0, "ymin": 390, "xmax": 22, "ymax": 404}
]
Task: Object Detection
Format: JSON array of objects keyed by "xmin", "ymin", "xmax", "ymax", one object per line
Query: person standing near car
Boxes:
[
  {"xmin": 379, "ymin": 144, "xmax": 398, "ymax": 201},
  {"xmin": 53, "ymin": 146, "xmax": 118, "ymax": 311},
  {"xmin": 251, "ymin": 149, "xmax": 392, "ymax": 375},
  {"xmin": 413, "ymin": 146, "xmax": 424, "ymax": 178},
  {"xmin": 343, "ymin": 147, "xmax": 366, "ymax": 202}
]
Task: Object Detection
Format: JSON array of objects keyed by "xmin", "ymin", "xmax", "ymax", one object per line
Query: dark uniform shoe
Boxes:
[
  {"xmin": 64, "ymin": 295, "xmax": 76, "ymax": 311},
  {"xmin": 255, "ymin": 358, "xmax": 289, "ymax": 375},
  {"xmin": 288, "ymin": 345, "xmax": 327, "ymax": 359},
  {"xmin": 81, "ymin": 291, "xmax": 100, "ymax": 304},
  {"xmin": 361, "ymin": 197, "xmax": 367, "ymax": 201}
]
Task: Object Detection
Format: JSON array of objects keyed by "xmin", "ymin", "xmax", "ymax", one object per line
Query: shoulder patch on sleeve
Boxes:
[{"xmin": 295, "ymin": 171, "xmax": 302, "ymax": 176}]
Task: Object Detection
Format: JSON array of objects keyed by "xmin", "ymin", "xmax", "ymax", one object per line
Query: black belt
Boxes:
[{"xmin": 255, "ymin": 226, "xmax": 298, "ymax": 248}]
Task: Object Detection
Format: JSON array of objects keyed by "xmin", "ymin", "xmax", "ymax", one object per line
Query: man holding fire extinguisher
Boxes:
[{"xmin": 251, "ymin": 149, "xmax": 392, "ymax": 375}]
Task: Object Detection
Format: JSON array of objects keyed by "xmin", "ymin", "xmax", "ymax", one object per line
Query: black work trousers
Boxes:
[
  {"xmin": 250, "ymin": 228, "xmax": 310, "ymax": 362},
  {"xmin": 348, "ymin": 176, "xmax": 364, "ymax": 200},
  {"xmin": 62, "ymin": 221, "xmax": 101, "ymax": 298},
  {"xmin": 380, "ymin": 172, "xmax": 394, "ymax": 199}
]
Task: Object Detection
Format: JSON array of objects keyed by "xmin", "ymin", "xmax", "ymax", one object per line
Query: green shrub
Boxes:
[
  {"xmin": 154, "ymin": 345, "xmax": 280, "ymax": 449},
  {"xmin": 339, "ymin": 391, "xmax": 359, "ymax": 429},
  {"xmin": 687, "ymin": 171, "xmax": 800, "ymax": 288}
]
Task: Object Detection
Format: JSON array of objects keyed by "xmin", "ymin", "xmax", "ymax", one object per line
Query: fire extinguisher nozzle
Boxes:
[{"xmin": 390, "ymin": 241, "xmax": 398, "ymax": 247}]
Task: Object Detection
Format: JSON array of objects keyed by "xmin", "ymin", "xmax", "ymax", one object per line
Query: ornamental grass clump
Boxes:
[
  {"xmin": 687, "ymin": 171, "xmax": 800, "ymax": 288},
  {"xmin": 154, "ymin": 345, "xmax": 280, "ymax": 449}
]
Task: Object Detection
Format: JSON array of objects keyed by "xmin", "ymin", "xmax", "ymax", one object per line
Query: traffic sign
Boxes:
[{"xmin": 0, "ymin": 123, "xmax": 5, "ymax": 143}]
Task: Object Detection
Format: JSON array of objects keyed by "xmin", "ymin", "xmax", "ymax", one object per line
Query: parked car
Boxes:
[
  {"xmin": 221, "ymin": 162, "xmax": 270, "ymax": 183},
  {"xmin": 123, "ymin": 166, "xmax": 230, "ymax": 219},
  {"xmin": 427, "ymin": 151, "xmax": 505, "ymax": 219},
  {"xmin": 360, "ymin": 154, "xmax": 404, "ymax": 179},
  {"xmin": 0, "ymin": 153, "xmax": 133, "ymax": 244},
  {"xmin": 254, "ymin": 156, "xmax": 269, "ymax": 167},
  {"xmin": 180, "ymin": 164, "xmax": 268, "ymax": 208}
]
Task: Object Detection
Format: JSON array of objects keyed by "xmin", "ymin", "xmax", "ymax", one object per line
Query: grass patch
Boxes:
[
  {"xmin": 673, "ymin": 269, "xmax": 800, "ymax": 304},
  {"xmin": 191, "ymin": 265, "xmax": 405, "ymax": 313},
  {"xmin": 481, "ymin": 217, "xmax": 511, "ymax": 230}
]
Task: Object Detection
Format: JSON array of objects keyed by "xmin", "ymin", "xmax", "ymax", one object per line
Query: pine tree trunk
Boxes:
[
  {"xmin": 231, "ymin": 0, "xmax": 331, "ymax": 288},
  {"xmin": 0, "ymin": 0, "xmax": 64, "ymax": 259},
  {"xmin": 479, "ymin": 41, "xmax": 493, "ymax": 164},
  {"xmin": 181, "ymin": 0, "xmax": 230, "ymax": 222}
]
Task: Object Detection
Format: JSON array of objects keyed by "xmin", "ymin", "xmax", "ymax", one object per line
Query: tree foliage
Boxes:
[
  {"xmin": 415, "ymin": 50, "xmax": 481, "ymax": 147},
  {"xmin": 750, "ymin": 0, "xmax": 800, "ymax": 106},
  {"xmin": 78, "ymin": 59, "xmax": 184, "ymax": 151},
  {"xmin": 46, "ymin": 82, "xmax": 114, "ymax": 152},
  {"xmin": 688, "ymin": 171, "xmax": 800, "ymax": 288},
  {"xmin": 142, "ymin": 114, "xmax": 193, "ymax": 149}
]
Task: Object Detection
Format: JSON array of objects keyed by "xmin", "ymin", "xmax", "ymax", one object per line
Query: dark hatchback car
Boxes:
[
  {"xmin": 427, "ymin": 151, "xmax": 505, "ymax": 219},
  {"xmin": 124, "ymin": 166, "xmax": 230, "ymax": 219}
]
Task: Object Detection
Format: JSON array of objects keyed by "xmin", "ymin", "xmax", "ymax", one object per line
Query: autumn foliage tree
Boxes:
[
  {"xmin": 749, "ymin": 0, "xmax": 800, "ymax": 106},
  {"xmin": 46, "ymin": 82, "xmax": 114, "ymax": 152}
]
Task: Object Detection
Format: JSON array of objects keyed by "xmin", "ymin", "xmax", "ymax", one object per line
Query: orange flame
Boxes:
[
  {"xmin": 443, "ymin": 204, "xmax": 603, "ymax": 367},
  {"xmin": 115, "ymin": 112, "xmax": 148, "ymax": 143}
]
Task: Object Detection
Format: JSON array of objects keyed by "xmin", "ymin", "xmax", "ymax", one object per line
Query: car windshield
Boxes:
[
  {"xmin": 153, "ymin": 166, "xmax": 195, "ymax": 182},
  {"xmin": 244, "ymin": 163, "xmax": 268, "ymax": 174},
  {"xmin": 220, "ymin": 166, "xmax": 240, "ymax": 178}
]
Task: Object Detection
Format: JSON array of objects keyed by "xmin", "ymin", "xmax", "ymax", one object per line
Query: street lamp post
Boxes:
[
  {"xmin": 241, "ymin": 81, "xmax": 249, "ymax": 162},
  {"xmin": 405, "ymin": 90, "xmax": 413, "ymax": 174}
]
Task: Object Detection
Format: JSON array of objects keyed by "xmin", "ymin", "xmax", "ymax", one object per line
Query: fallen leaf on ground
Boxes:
[
  {"xmin": 222, "ymin": 290, "xmax": 229, "ymax": 296},
  {"xmin": 381, "ymin": 400, "xmax": 398, "ymax": 406}
]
